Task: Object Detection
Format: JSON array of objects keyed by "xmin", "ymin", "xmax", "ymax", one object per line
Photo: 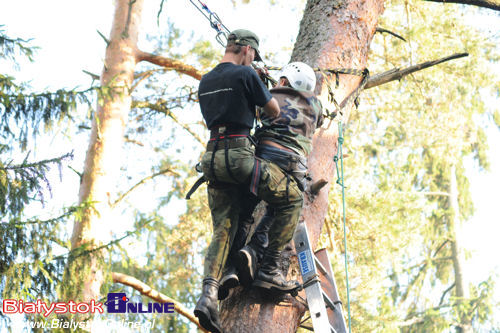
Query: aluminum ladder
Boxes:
[{"xmin": 294, "ymin": 221, "xmax": 348, "ymax": 333}]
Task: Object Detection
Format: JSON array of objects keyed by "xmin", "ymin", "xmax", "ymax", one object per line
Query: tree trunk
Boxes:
[
  {"xmin": 62, "ymin": 0, "xmax": 144, "ymax": 303},
  {"xmin": 221, "ymin": 0, "xmax": 384, "ymax": 331},
  {"xmin": 449, "ymin": 164, "xmax": 472, "ymax": 333}
]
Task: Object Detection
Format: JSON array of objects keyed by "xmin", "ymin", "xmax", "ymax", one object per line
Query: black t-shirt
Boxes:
[{"xmin": 198, "ymin": 62, "xmax": 272, "ymax": 130}]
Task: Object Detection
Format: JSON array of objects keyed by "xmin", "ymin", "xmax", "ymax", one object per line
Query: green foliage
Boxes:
[
  {"xmin": 493, "ymin": 109, "xmax": 500, "ymax": 130},
  {"xmin": 0, "ymin": 29, "xmax": 97, "ymax": 331},
  {"xmin": 189, "ymin": 40, "xmax": 221, "ymax": 71},
  {"xmin": 0, "ymin": 209, "xmax": 73, "ymax": 301},
  {"xmin": 0, "ymin": 25, "xmax": 37, "ymax": 62},
  {"xmin": 0, "ymin": 152, "xmax": 72, "ymax": 215},
  {"xmin": 0, "ymin": 75, "xmax": 94, "ymax": 150}
]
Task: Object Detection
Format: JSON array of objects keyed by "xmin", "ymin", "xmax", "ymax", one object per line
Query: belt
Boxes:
[
  {"xmin": 209, "ymin": 126, "xmax": 250, "ymax": 139},
  {"xmin": 206, "ymin": 137, "xmax": 250, "ymax": 151}
]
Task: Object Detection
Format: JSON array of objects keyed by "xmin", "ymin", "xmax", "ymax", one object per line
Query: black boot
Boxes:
[
  {"xmin": 194, "ymin": 277, "xmax": 223, "ymax": 333},
  {"xmin": 252, "ymin": 250, "xmax": 301, "ymax": 294},
  {"xmin": 218, "ymin": 265, "xmax": 239, "ymax": 300},
  {"xmin": 236, "ymin": 245, "xmax": 258, "ymax": 286}
]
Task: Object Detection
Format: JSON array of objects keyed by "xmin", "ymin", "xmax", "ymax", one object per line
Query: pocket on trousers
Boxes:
[
  {"xmin": 227, "ymin": 147, "xmax": 255, "ymax": 182},
  {"xmin": 201, "ymin": 146, "xmax": 255, "ymax": 183}
]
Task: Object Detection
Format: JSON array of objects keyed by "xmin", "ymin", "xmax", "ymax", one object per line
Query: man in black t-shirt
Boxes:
[{"xmin": 193, "ymin": 29, "xmax": 281, "ymax": 333}]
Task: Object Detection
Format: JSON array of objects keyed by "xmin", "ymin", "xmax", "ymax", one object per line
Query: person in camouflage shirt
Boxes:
[
  {"xmin": 218, "ymin": 62, "xmax": 324, "ymax": 298},
  {"xmin": 255, "ymin": 79, "xmax": 323, "ymax": 157}
]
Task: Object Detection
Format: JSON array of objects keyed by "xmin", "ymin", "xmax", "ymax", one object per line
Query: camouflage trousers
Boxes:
[{"xmin": 200, "ymin": 137, "xmax": 303, "ymax": 279}]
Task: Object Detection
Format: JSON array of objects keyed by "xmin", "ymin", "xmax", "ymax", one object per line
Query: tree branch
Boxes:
[
  {"xmin": 439, "ymin": 282, "xmax": 456, "ymax": 305},
  {"xmin": 375, "ymin": 27, "xmax": 407, "ymax": 42},
  {"xmin": 96, "ymin": 30, "xmax": 110, "ymax": 46},
  {"xmin": 424, "ymin": 0, "xmax": 500, "ymax": 11},
  {"xmin": 133, "ymin": 100, "xmax": 205, "ymax": 145},
  {"xmin": 124, "ymin": 135, "xmax": 145, "ymax": 147},
  {"xmin": 396, "ymin": 316, "xmax": 426, "ymax": 327},
  {"xmin": 82, "ymin": 70, "xmax": 100, "ymax": 81},
  {"xmin": 112, "ymin": 272, "xmax": 209, "ymax": 332},
  {"xmin": 364, "ymin": 53, "xmax": 469, "ymax": 89},
  {"xmin": 135, "ymin": 50, "xmax": 203, "ymax": 80},
  {"xmin": 111, "ymin": 168, "xmax": 180, "ymax": 207}
]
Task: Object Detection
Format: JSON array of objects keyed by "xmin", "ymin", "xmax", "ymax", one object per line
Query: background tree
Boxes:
[{"xmin": 0, "ymin": 26, "xmax": 92, "ymax": 328}]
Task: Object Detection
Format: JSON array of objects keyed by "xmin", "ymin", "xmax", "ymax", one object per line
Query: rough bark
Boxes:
[
  {"xmin": 221, "ymin": 0, "xmax": 384, "ymax": 331},
  {"xmin": 136, "ymin": 50, "xmax": 204, "ymax": 80},
  {"xmin": 449, "ymin": 165, "xmax": 473, "ymax": 333},
  {"xmin": 64, "ymin": 0, "xmax": 144, "ymax": 303}
]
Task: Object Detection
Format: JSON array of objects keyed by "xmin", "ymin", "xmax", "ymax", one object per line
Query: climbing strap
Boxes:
[
  {"xmin": 333, "ymin": 120, "xmax": 352, "ymax": 333},
  {"xmin": 268, "ymin": 66, "xmax": 369, "ymax": 119},
  {"xmin": 188, "ymin": 0, "xmax": 229, "ymax": 47},
  {"xmin": 188, "ymin": 0, "xmax": 277, "ymax": 86},
  {"xmin": 208, "ymin": 128, "xmax": 250, "ymax": 185},
  {"xmin": 185, "ymin": 175, "xmax": 206, "ymax": 199}
]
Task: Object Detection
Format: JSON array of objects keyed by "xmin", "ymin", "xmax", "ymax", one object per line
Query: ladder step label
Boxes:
[{"xmin": 298, "ymin": 250, "xmax": 314, "ymax": 276}]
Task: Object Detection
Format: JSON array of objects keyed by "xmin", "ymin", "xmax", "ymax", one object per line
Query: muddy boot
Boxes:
[
  {"xmin": 252, "ymin": 250, "xmax": 301, "ymax": 294},
  {"xmin": 218, "ymin": 265, "xmax": 239, "ymax": 300},
  {"xmin": 194, "ymin": 277, "xmax": 223, "ymax": 333},
  {"xmin": 236, "ymin": 245, "xmax": 258, "ymax": 286}
]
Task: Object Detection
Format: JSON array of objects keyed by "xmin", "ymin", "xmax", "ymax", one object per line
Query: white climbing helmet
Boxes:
[{"xmin": 279, "ymin": 62, "xmax": 316, "ymax": 92}]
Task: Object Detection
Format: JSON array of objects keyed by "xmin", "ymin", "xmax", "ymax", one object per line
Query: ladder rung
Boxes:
[
  {"xmin": 299, "ymin": 324, "xmax": 314, "ymax": 331},
  {"xmin": 303, "ymin": 275, "xmax": 321, "ymax": 289},
  {"xmin": 322, "ymin": 290, "xmax": 336, "ymax": 310},
  {"xmin": 300, "ymin": 315, "xmax": 311, "ymax": 325},
  {"xmin": 314, "ymin": 255, "xmax": 330, "ymax": 276}
]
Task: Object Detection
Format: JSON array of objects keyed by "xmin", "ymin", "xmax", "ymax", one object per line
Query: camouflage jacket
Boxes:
[{"xmin": 255, "ymin": 86, "xmax": 324, "ymax": 156}]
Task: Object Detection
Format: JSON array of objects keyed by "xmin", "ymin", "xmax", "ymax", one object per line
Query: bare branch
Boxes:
[
  {"xmin": 397, "ymin": 316, "xmax": 426, "ymax": 327},
  {"xmin": 112, "ymin": 272, "xmax": 209, "ymax": 332},
  {"xmin": 375, "ymin": 27, "xmax": 407, "ymax": 42},
  {"xmin": 96, "ymin": 30, "xmax": 110, "ymax": 46},
  {"xmin": 136, "ymin": 50, "xmax": 204, "ymax": 80},
  {"xmin": 365, "ymin": 53, "xmax": 469, "ymax": 89},
  {"xmin": 439, "ymin": 283, "xmax": 456, "ymax": 305},
  {"xmin": 424, "ymin": 0, "xmax": 500, "ymax": 11},
  {"xmin": 82, "ymin": 70, "xmax": 100, "ymax": 81},
  {"xmin": 131, "ymin": 71, "xmax": 154, "ymax": 91},
  {"xmin": 111, "ymin": 168, "xmax": 180, "ymax": 207},
  {"xmin": 309, "ymin": 178, "xmax": 328, "ymax": 196},
  {"xmin": 133, "ymin": 100, "xmax": 205, "ymax": 145},
  {"xmin": 421, "ymin": 191, "xmax": 451, "ymax": 196},
  {"xmin": 124, "ymin": 135, "xmax": 145, "ymax": 147}
]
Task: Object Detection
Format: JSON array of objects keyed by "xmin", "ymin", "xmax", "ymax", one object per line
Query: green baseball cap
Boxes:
[{"xmin": 227, "ymin": 29, "xmax": 262, "ymax": 61}]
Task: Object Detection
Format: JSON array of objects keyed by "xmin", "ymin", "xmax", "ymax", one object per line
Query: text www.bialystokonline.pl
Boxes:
[{"xmin": 19, "ymin": 318, "xmax": 157, "ymax": 331}]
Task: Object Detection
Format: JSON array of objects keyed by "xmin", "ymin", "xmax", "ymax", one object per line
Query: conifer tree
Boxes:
[{"xmin": 0, "ymin": 27, "xmax": 92, "ymax": 327}]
